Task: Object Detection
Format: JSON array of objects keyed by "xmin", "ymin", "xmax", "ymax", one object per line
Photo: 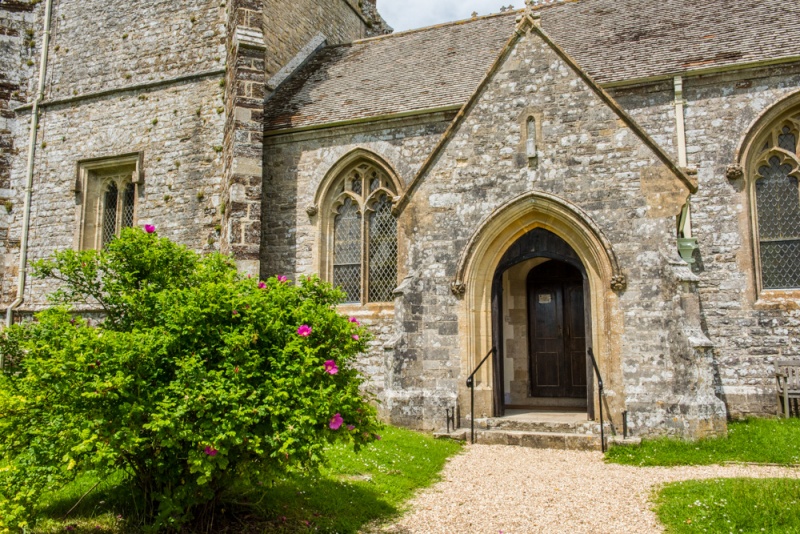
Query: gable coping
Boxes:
[{"xmin": 391, "ymin": 13, "xmax": 697, "ymax": 216}]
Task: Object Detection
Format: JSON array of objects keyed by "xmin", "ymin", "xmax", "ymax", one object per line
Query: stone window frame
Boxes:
[
  {"xmin": 744, "ymin": 113, "xmax": 800, "ymax": 296},
  {"xmin": 312, "ymin": 150, "xmax": 403, "ymax": 306},
  {"xmin": 74, "ymin": 153, "xmax": 143, "ymax": 250}
]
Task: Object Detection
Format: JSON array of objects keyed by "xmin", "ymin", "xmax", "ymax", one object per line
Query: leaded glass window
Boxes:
[
  {"xmin": 334, "ymin": 198, "xmax": 362, "ymax": 303},
  {"xmin": 327, "ymin": 162, "xmax": 399, "ymax": 304},
  {"xmin": 753, "ymin": 118, "xmax": 800, "ymax": 289},
  {"xmin": 102, "ymin": 182, "xmax": 118, "ymax": 248},
  {"xmin": 368, "ymin": 194, "xmax": 398, "ymax": 302}
]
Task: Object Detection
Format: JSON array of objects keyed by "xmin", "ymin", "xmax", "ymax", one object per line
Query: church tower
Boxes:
[{"xmin": 0, "ymin": 0, "xmax": 389, "ymax": 318}]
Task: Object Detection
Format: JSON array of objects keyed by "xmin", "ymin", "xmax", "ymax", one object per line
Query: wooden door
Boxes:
[{"xmin": 527, "ymin": 261, "xmax": 587, "ymax": 399}]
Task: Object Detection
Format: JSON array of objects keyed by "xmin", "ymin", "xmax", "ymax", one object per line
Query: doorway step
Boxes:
[{"xmin": 436, "ymin": 409, "xmax": 612, "ymax": 451}]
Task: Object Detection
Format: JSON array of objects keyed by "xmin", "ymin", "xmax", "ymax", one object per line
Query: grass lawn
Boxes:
[
  {"xmin": 654, "ymin": 478, "xmax": 800, "ymax": 533},
  {"xmin": 29, "ymin": 426, "xmax": 462, "ymax": 533},
  {"xmin": 606, "ymin": 418, "xmax": 800, "ymax": 467}
]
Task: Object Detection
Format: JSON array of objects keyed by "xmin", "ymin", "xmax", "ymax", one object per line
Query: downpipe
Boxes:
[{"xmin": 2, "ymin": 0, "xmax": 54, "ymax": 368}]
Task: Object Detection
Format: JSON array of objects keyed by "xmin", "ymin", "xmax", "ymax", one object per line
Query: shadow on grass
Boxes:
[{"xmin": 224, "ymin": 472, "xmax": 399, "ymax": 533}]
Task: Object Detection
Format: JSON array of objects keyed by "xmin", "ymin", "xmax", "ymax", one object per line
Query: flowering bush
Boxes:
[{"xmin": 0, "ymin": 228, "xmax": 379, "ymax": 531}]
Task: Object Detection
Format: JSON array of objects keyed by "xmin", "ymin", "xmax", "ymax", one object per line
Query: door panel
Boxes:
[
  {"xmin": 529, "ymin": 282, "xmax": 564, "ymax": 396},
  {"xmin": 527, "ymin": 262, "xmax": 587, "ymax": 399},
  {"xmin": 566, "ymin": 283, "xmax": 587, "ymax": 393}
]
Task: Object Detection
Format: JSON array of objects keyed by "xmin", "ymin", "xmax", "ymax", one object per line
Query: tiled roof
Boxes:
[
  {"xmin": 543, "ymin": 0, "xmax": 800, "ymax": 85},
  {"xmin": 264, "ymin": 1, "xmax": 800, "ymax": 131},
  {"xmin": 263, "ymin": 13, "xmax": 517, "ymax": 131}
]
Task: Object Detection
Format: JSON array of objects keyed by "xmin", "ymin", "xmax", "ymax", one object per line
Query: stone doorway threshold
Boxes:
[{"xmin": 500, "ymin": 407, "xmax": 589, "ymax": 424}]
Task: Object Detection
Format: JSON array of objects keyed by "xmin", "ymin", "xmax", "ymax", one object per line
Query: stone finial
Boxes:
[
  {"xmin": 450, "ymin": 281, "xmax": 466, "ymax": 297},
  {"xmin": 611, "ymin": 275, "xmax": 627, "ymax": 292},
  {"xmin": 726, "ymin": 164, "xmax": 744, "ymax": 181},
  {"xmin": 306, "ymin": 205, "xmax": 318, "ymax": 217}
]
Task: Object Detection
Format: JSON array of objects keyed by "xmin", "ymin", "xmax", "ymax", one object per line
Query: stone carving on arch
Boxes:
[
  {"xmin": 453, "ymin": 190, "xmax": 625, "ymax": 295},
  {"xmin": 453, "ymin": 190, "xmax": 627, "ymax": 422},
  {"xmin": 733, "ymin": 90, "xmax": 800, "ymax": 295}
]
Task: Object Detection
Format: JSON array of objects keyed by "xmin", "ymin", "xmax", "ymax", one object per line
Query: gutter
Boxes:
[
  {"xmin": 4, "ymin": 0, "xmax": 54, "ymax": 338},
  {"xmin": 600, "ymin": 55, "xmax": 800, "ymax": 90}
]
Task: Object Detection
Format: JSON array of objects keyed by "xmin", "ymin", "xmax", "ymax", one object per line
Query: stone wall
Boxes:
[
  {"xmin": 0, "ymin": 2, "xmax": 36, "ymax": 301},
  {"xmin": 262, "ymin": 0, "xmax": 385, "ymax": 78},
  {"xmin": 6, "ymin": 77, "xmax": 226, "ymax": 308},
  {"xmin": 609, "ymin": 63, "xmax": 800, "ymax": 418},
  {"xmin": 262, "ymin": 113, "xmax": 454, "ymax": 413},
  {"xmin": 44, "ymin": 0, "xmax": 225, "ymax": 100},
  {"xmin": 220, "ymin": 0, "xmax": 381, "ymax": 274},
  {"xmin": 265, "ymin": 23, "xmax": 727, "ymax": 436}
]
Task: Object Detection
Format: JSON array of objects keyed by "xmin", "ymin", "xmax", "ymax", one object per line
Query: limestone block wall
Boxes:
[
  {"xmin": 0, "ymin": 2, "xmax": 36, "ymax": 299},
  {"xmin": 42, "ymin": 0, "xmax": 225, "ymax": 100},
  {"xmin": 388, "ymin": 27, "xmax": 724, "ymax": 435},
  {"xmin": 610, "ymin": 64, "xmax": 800, "ymax": 418},
  {"xmin": 262, "ymin": 0, "xmax": 384, "ymax": 78},
  {"xmin": 261, "ymin": 114, "xmax": 452, "ymax": 410},
  {"xmin": 5, "ymin": 77, "xmax": 226, "ymax": 309}
]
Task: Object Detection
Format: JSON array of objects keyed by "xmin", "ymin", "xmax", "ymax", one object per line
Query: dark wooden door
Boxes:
[{"xmin": 527, "ymin": 261, "xmax": 587, "ymax": 399}]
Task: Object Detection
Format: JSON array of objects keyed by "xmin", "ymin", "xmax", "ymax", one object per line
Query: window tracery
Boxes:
[
  {"xmin": 751, "ymin": 114, "xmax": 800, "ymax": 289},
  {"xmin": 327, "ymin": 161, "xmax": 398, "ymax": 304}
]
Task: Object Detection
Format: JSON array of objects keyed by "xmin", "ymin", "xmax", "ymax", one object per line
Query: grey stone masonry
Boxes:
[{"xmin": 609, "ymin": 64, "xmax": 800, "ymax": 419}]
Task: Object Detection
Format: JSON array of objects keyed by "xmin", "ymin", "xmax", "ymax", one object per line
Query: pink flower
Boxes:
[
  {"xmin": 297, "ymin": 325, "xmax": 312, "ymax": 337},
  {"xmin": 329, "ymin": 413, "xmax": 344, "ymax": 430},
  {"xmin": 349, "ymin": 317, "xmax": 360, "ymax": 325},
  {"xmin": 347, "ymin": 425, "xmax": 355, "ymax": 431},
  {"xmin": 204, "ymin": 446, "xmax": 218, "ymax": 456},
  {"xmin": 352, "ymin": 334, "xmax": 360, "ymax": 341},
  {"xmin": 324, "ymin": 360, "xmax": 339, "ymax": 375},
  {"xmin": 144, "ymin": 225, "xmax": 156, "ymax": 234},
  {"xmin": 374, "ymin": 434, "xmax": 382, "ymax": 441},
  {"xmin": 277, "ymin": 275, "xmax": 288, "ymax": 283},
  {"xmin": 258, "ymin": 281, "xmax": 266, "ymax": 289}
]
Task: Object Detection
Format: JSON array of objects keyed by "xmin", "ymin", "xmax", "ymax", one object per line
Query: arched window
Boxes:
[
  {"xmin": 751, "ymin": 117, "xmax": 800, "ymax": 289},
  {"xmin": 327, "ymin": 161, "xmax": 399, "ymax": 303}
]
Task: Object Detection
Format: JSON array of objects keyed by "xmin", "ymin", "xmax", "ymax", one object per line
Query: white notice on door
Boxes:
[{"xmin": 538, "ymin": 293, "xmax": 552, "ymax": 304}]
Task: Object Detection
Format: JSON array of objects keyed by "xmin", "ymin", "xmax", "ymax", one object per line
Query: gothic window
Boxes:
[
  {"xmin": 751, "ymin": 117, "xmax": 800, "ymax": 289},
  {"xmin": 76, "ymin": 154, "xmax": 141, "ymax": 250},
  {"xmin": 328, "ymin": 162, "xmax": 398, "ymax": 304}
]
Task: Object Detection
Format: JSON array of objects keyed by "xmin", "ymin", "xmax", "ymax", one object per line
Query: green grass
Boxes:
[
  {"xmin": 29, "ymin": 426, "xmax": 462, "ymax": 533},
  {"xmin": 654, "ymin": 478, "xmax": 800, "ymax": 533},
  {"xmin": 607, "ymin": 418, "xmax": 800, "ymax": 467}
]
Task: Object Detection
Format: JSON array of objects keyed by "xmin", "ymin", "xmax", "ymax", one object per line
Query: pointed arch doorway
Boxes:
[{"xmin": 490, "ymin": 228, "xmax": 592, "ymax": 418}]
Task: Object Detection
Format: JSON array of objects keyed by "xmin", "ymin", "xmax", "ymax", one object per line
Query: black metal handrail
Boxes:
[
  {"xmin": 466, "ymin": 347, "xmax": 495, "ymax": 444},
  {"xmin": 588, "ymin": 348, "xmax": 606, "ymax": 453}
]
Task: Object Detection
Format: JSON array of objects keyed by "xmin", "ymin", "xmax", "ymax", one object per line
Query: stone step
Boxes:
[
  {"xmin": 472, "ymin": 417, "xmax": 604, "ymax": 435},
  {"xmin": 437, "ymin": 429, "xmax": 602, "ymax": 451}
]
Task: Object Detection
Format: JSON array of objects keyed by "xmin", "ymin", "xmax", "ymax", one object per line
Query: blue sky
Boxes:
[{"xmin": 378, "ymin": 1, "xmax": 518, "ymax": 32}]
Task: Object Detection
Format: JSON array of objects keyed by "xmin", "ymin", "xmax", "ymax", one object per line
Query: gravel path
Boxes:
[{"xmin": 380, "ymin": 445, "xmax": 800, "ymax": 534}]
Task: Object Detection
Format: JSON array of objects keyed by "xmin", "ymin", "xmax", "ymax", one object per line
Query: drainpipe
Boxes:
[
  {"xmin": 3, "ymin": 0, "xmax": 54, "ymax": 339},
  {"xmin": 674, "ymin": 75, "xmax": 698, "ymax": 263}
]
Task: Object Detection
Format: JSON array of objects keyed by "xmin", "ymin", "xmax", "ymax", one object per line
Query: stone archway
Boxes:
[{"xmin": 453, "ymin": 191, "xmax": 627, "ymax": 424}]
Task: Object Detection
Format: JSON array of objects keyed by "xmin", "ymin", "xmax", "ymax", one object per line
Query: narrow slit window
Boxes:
[
  {"xmin": 102, "ymin": 182, "xmax": 119, "ymax": 248},
  {"xmin": 526, "ymin": 117, "xmax": 537, "ymax": 159}
]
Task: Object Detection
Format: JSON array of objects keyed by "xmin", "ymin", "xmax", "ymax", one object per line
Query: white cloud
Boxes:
[{"xmin": 379, "ymin": 0, "xmax": 518, "ymax": 32}]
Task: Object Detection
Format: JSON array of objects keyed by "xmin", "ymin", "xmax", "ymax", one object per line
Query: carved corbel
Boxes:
[
  {"xmin": 450, "ymin": 281, "xmax": 466, "ymax": 298},
  {"xmin": 726, "ymin": 164, "xmax": 744, "ymax": 181},
  {"xmin": 306, "ymin": 205, "xmax": 318, "ymax": 217},
  {"xmin": 610, "ymin": 275, "xmax": 627, "ymax": 292}
]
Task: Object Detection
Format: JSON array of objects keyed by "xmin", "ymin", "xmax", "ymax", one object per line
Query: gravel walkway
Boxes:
[{"xmin": 380, "ymin": 445, "xmax": 800, "ymax": 534}]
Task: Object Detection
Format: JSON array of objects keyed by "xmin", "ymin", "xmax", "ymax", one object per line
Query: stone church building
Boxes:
[{"xmin": 2, "ymin": 0, "xmax": 800, "ymax": 441}]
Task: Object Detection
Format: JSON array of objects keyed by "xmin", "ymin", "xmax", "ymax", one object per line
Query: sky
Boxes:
[{"xmin": 378, "ymin": 1, "xmax": 519, "ymax": 32}]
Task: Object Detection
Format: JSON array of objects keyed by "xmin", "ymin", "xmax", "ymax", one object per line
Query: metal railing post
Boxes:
[
  {"xmin": 466, "ymin": 347, "xmax": 495, "ymax": 445},
  {"xmin": 588, "ymin": 348, "xmax": 606, "ymax": 453}
]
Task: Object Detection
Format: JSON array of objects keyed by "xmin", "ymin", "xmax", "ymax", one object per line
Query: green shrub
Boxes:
[{"xmin": 0, "ymin": 227, "xmax": 380, "ymax": 532}]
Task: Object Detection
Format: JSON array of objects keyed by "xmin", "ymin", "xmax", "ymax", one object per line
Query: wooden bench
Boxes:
[{"xmin": 776, "ymin": 359, "xmax": 800, "ymax": 418}]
